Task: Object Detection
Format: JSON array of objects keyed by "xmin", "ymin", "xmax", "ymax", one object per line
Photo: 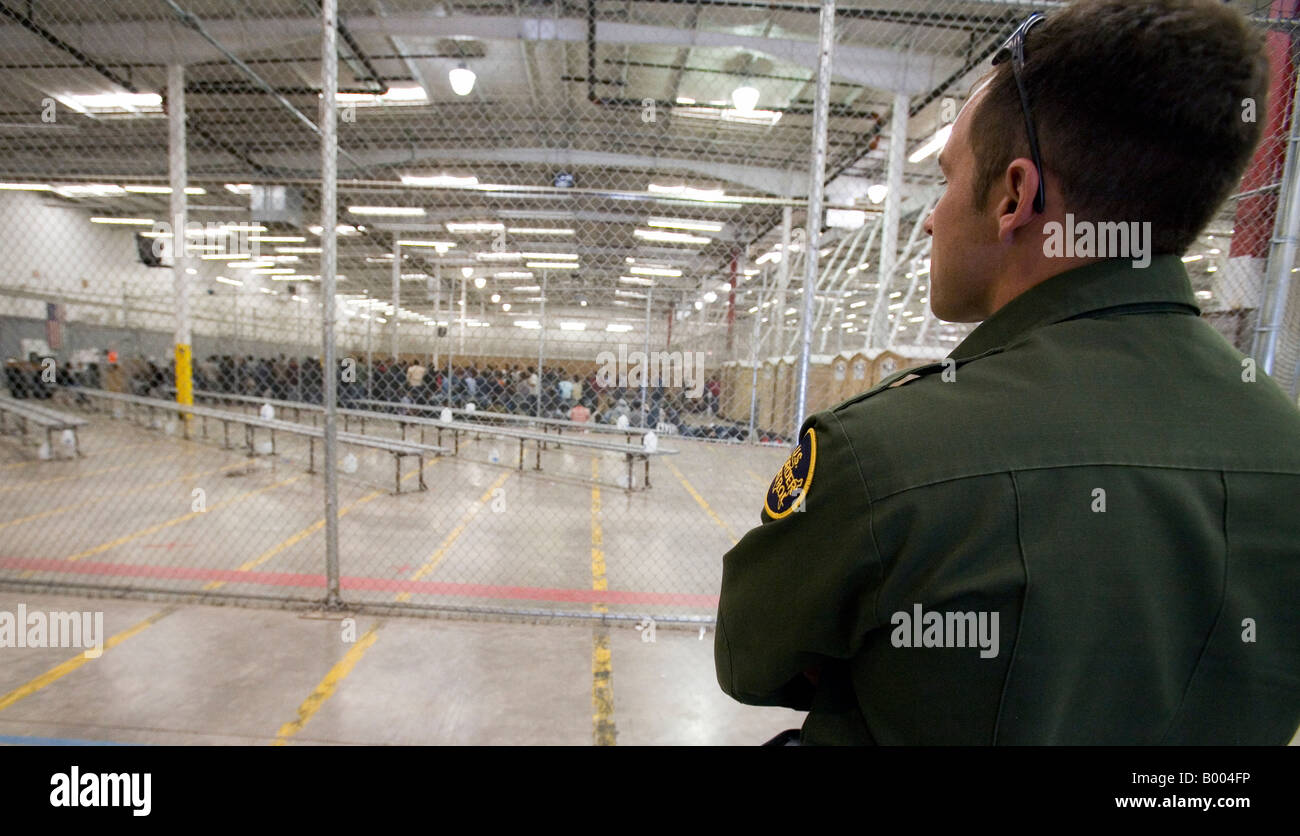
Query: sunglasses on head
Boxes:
[{"xmin": 992, "ymin": 12, "xmax": 1048, "ymax": 214}]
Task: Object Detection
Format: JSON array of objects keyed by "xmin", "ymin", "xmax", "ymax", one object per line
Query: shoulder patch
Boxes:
[{"xmin": 764, "ymin": 428, "xmax": 816, "ymax": 519}]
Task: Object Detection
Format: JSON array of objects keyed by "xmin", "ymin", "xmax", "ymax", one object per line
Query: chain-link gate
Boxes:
[{"xmin": 1, "ymin": 0, "xmax": 1298, "ymax": 623}]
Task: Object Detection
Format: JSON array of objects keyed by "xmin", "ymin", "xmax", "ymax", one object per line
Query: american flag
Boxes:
[{"xmin": 45, "ymin": 303, "xmax": 63, "ymax": 350}]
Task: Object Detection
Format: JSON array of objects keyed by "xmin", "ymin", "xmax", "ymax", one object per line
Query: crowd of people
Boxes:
[{"xmin": 131, "ymin": 354, "xmax": 730, "ymax": 430}]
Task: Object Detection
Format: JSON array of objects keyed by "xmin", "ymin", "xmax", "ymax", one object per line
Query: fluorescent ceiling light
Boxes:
[
  {"xmin": 634, "ymin": 228, "xmax": 711, "ymax": 245},
  {"xmin": 647, "ymin": 183, "xmax": 728, "ymax": 202},
  {"xmin": 827, "ymin": 208, "xmax": 867, "ymax": 229},
  {"xmin": 0, "ymin": 182, "xmax": 51, "ymax": 191},
  {"xmin": 494, "ymin": 271, "xmax": 533, "ymax": 279},
  {"xmin": 512, "ymin": 285, "xmax": 542, "ymax": 292},
  {"xmin": 337, "ymin": 85, "xmax": 428, "ymax": 105},
  {"xmin": 348, "ymin": 205, "xmax": 425, "ymax": 216},
  {"xmin": 507, "ymin": 227, "xmax": 575, "ymax": 235},
  {"xmin": 248, "ymin": 235, "xmax": 306, "ymax": 243},
  {"xmin": 225, "ymin": 183, "xmax": 253, "ymax": 194},
  {"xmin": 560, "ymin": 322, "xmax": 586, "ymax": 331},
  {"xmin": 219, "ymin": 224, "xmax": 267, "ymax": 232},
  {"xmin": 513, "ymin": 320, "xmax": 542, "ymax": 329},
  {"xmin": 401, "ymin": 173, "xmax": 478, "ymax": 188},
  {"xmin": 619, "ymin": 276, "xmax": 655, "ymax": 287},
  {"xmin": 606, "ymin": 323, "xmax": 634, "ymax": 332},
  {"xmin": 475, "ymin": 252, "xmax": 522, "ymax": 261},
  {"xmin": 629, "ymin": 265, "xmax": 681, "ymax": 277},
  {"xmin": 90, "ymin": 216, "xmax": 154, "ymax": 225},
  {"xmin": 445, "ymin": 221, "xmax": 504, "ymax": 234},
  {"xmin": 646, "ymin": 217, "xmax": 724, "ymax": 232},
  {"xmin": 616, "ymin": 289, "xmax": 648, "ymax": 299},
  {"xmin": 703, "ymin": 291, "xmax": 718, "ymax": 303},
  {"xmin": 308, "ymin": 224, "xmax": 360, "ymax": 236},
  {"xmin": 56, "ymin": 92, "xmax": 161, "ymax": 114},
  {"xmin": 520, "ymin": 252, "xmax": 578, "ymax": 260},
  {"xmin": 397, "ymin": 240, "xmax": 455, "ymax": 250},
  {"xmin": 122, "ymin": 185, "xmax": 205, "ymax": 195},
  {"xmin": 215, "ymin": 276, "xmax": 243, "ymax": 286},
  {"xmin": 276, "ymin": 246, "xmax": 321, "ymax": 254},
  {"xmin": 866, "ymin": 184, "xmax": 889, "ymax": 204},
  {"xmin": 908, "ymin": 124, "xmax": 953, "ymax": 164},
  {"xmin": 53, "ymin": 184, "xmax": 126, "ymax": 198}
]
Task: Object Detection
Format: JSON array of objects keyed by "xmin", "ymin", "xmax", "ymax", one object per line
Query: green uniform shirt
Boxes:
[{"xmin": 716, "ymin": 255, "xmax": 1300, "ymax": 744}]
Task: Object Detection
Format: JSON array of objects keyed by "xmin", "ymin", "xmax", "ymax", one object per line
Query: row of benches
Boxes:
[
  {"xmin": 180, "ymin": 389, "xmax": 677, "ymax": 490},
  {"xmin": 0, "ymin": 395, "xmax": 87, "ymax": 458},
  {"xmin": 69, "ymin": 387, "xmax": 677, "ymax": 491},
  {"xmin": 71, "ymin": 388, "xmax": 444, "ymax": 494}
]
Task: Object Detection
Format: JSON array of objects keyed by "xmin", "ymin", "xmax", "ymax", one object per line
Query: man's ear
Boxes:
[{"xmin": 994, "ymin": 157, "xmax": 1042, "ymax": 244}]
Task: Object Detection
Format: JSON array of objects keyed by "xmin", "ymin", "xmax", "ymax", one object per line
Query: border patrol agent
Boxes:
[{"xmin": 716, "ymin": 254, "xmax": 1300, "ymax": 744}]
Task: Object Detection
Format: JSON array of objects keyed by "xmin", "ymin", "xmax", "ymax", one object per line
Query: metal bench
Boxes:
[
  {"xmin": 68, "ymin": 388, "xmax": 445, "ymax": 494},
  {"xmin": 0, "ymin": 395, "xmax": 87, "ymax": 458},
  {"xmin": 175, "ymin": 389, "xmax": 677, "ymax": 490}
]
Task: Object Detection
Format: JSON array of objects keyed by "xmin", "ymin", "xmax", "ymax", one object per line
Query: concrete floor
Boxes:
[
  {"xmin": 0, "ymin": 591, "xmax": 803, "ymax": 744},
  {"xmin": 0, "ymin": 405, "xmax": 788, "ymax": 615},
  {"xmin": 0, "ymin": 406, "xmax": 803, "ymax": 744}
]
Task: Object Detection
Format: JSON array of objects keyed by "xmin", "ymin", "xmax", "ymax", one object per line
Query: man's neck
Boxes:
[{"xmin": 984, "ymin": 254, "xmax": 1102, "ymax": 318}]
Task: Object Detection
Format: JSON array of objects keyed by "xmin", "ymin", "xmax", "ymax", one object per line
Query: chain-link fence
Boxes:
[{"xmin": 2, "ymin": 0, "xmax": 1298, "ymax": 623}]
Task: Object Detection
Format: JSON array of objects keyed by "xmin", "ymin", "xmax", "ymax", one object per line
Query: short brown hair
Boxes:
[{"xmin": 967, "ymin": 0, "xmax": 1269, "ymax": 255}]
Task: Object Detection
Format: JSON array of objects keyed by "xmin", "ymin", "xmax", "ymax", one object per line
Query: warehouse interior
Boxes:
[{"xmin": 0, "ymin": 0, "xmax": 1298, "ymax": 745}]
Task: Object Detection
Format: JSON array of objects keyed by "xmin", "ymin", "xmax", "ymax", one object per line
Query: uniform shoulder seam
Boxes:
[{"xmin": 828, "ymin": 410, "xmax": 885, "ymax": 629}]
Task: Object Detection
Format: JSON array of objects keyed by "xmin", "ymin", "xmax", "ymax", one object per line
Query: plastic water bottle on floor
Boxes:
[
  {"xmin": 260, "ymin": 403, "xmax": 275, "ymax": 420},
  {"xmin": 439, "ymin": 408, "xmax": 453, "ymax": 423},
  {"xmin": 489, "ymin": 447, "xmax": 500, "ymax": 464},
  {"xmin": 254, "ymin": 439, "xmax": 273, "ymax": 455},
  {"xmin": 339, "ymin": 453, "xmax": 358, "ymax": 473},
  {"xmin": 37, "ymin": 441, "xmax": 51, "ymax": 460},
  {"xmin": 642, "ymin": 430, "xmax": 658, "ymax": 452},
  {"xmin": 61, "ymin": 429, "xmax": 76, "ymax": 449}
]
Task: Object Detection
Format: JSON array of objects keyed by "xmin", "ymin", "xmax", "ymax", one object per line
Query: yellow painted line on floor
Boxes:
[
  {"xmin": 394, "ymin": 470, "xmax": 511, "ymax": 602},
  {"xmin": 664, "ymin": 458, "xmax": 739, "ymax": 545},
  {"xmin": 590, "ymin": 458, "xmax": 616, "ymax": 746},
  {"xmin": 202, "ymin": 486, "xmax": 387, "ymax": 591},
  {"xmin": 743, "ymin": 467, "xmax": 767, "ymax": 488},
  {"xmin": 271, "ymin": 622, "xmax": 381, "ymax": 745},
  {"xmin": 0, "ymin": 460, "xmax": 248, "ymax": 532},
  {"xmin": 63, "ymin": 473, "xmax": 308, "ymax": 562},
  {"xmin": 0, "ymin": 608, "xmax": 174, "ymax": 714},
  {"xmin": 0, "ymin": 451, "xmax": 184, "ymax": 494},
  {"xmin": 203, "ymin": 452, "xmax": 444, "ymax": 590}
]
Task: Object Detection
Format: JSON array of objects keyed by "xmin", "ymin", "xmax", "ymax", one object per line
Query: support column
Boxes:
[
  {"xmin": 793, "ymin": 0, "xmax": 836, "ymax": 435},
  {"xmin": 867, "ymin": 91, "xmax": 909, "ymax": 350},
  {"xmin": 320, "ymin": 0, "xmax": 342, "ymax": 607},
  {"xmin": 390, "ymin": 239, "xmax": 401, "ymax": 360},
  {"xmin": 168, "ymin": 64, "xmax": 193, "ymax": 418}
]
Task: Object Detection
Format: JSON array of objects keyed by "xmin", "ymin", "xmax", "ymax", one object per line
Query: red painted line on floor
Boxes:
[{"xmin": 0, "ymin": 556, "xmax": 718, "ymax": 608}]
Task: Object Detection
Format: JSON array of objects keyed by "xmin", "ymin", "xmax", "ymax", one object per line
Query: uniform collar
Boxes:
[{"xmin": 949, "ymin": 254, "xmax": 1200, "ymax": 360}]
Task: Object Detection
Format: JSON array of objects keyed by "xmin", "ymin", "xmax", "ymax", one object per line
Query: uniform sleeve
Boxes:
[{"xmin": 714, "ymin": 410, "xmax": 884, "ymax": 708}]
